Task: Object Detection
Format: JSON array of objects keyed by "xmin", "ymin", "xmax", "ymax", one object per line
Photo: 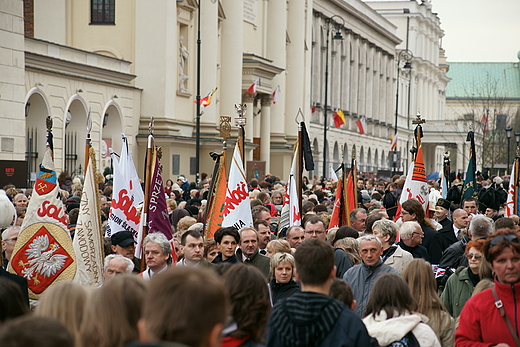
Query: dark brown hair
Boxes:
[
  {"xmin": 144, "ymin": 267, "xmax": 228, "ymax": 346},
  {"xmin": 402, "ymin": 199, "xmax": 435, "ymax": 228},
  {"xmin": 223, "ymin": 264, "xmax": 270, "ymax": 343},
  {"xmin": 364, "ymin": 273, "xmax": 417, "ymax": 318},
  {"xmin": 294, "ymin": 238, "xmax": 334, "ymax": 285},
  {"xmin": 329, "ymin": 279, "xmax": 354, "ymax": 306}
]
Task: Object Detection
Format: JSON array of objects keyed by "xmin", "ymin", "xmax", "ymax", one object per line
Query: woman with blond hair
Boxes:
[
  {"xmin": 79, "ymin": 275, "xmax": 147, "ymax": 347},
  {"xmin": 266, "ymin": 239, "xmax": 292, "ymax": 257},
  {"xmin": 268, "ymin": 252, "xmax": 300, "ymax": 306},
  {"xmin": 35, "ymin": 281, "xmax": 89, "ymax": 345},
  {"xmin": 402, "ymin": 259, "xmax": 455, "ymax": 347}
]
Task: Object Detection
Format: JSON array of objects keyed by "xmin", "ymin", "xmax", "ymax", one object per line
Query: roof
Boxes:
[{"xmin": 445, "ymin": 62, "xmax": 520, "ymax": 99}]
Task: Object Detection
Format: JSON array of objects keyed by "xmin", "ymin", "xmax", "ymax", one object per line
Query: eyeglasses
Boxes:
[
  {"xmin": 305, "ymin": 230, "xmax": 325, "ymax": 235},
  {"xmin": 4, "ymin": 237, "xmax": 17, "ymax": 242},
  {"xmin": 465, "ymin": 253, "xmax": 483, "ymax": 260},
  {"xmin": 412, "ymin": 232, "xmax": 424, "ymax": 237},
  {"xmin": 490, "ymin": 234, "xmax": 520, "ymax": 247}
]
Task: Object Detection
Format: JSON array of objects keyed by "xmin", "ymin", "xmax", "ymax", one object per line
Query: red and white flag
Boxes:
[
  {"xmin": 481, "ymin": 109, "xmax": 490, "ymax": 134},
  {"xmin": 395, "ymin": 145, "xmax": 429, "ymax": 220},
  {"xmin": 356, "ymin": 116, "xmax": 367, "ymax": 135},
  {"xmin": 194, "ymin": 87, "xmax": 217, "ymax": 109},
  {"xmin": 505, "ymin": 161, "xmax": 517, "ymax": 217},
  {"xmin": 311, "ymin": 102, "xmax": 317, "ymax": 113},
  {"xmin": 390, "ymin": 132, "xmax": 398, "ymax": 151},
  {"xmin": 9, "ymin": 128, "xmax": 76, "ymax": 299},
  {"xmin": 221, "ymin": 143, "xmax": 252, "ymax": 230},
  {"xmin": 272, "ymin": 86, "xmax": 280, "ymax": 104},
  {"xmin": 280, "ymin": 143, "xmax": 300, "ymax": 229},
  {"xmin": 247, "ymin": 78, "xmax": 260, "ymax": 94},
  {"xmin": 73, "ymin": 148, "xmax": 103, "ymax": 286},
  {"xmin": 106, "ymin": 135, "xmax": 144, "ymax": 239}
]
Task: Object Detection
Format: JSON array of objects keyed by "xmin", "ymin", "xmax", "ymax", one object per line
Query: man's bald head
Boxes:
[{"xmin": 452, "ymin": 209, "xmax": 469, "ymax": 229}]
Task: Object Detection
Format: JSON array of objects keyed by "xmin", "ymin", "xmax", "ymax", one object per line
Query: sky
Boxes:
[{"xmin": 431, "ymin": 0, "xmax": 520, "ymax": 62}]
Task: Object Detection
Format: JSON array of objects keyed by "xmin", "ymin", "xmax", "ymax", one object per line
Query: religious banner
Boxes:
[
  {"xmin": 9, "ymin": 121, "xmax": 76, "ymax": 299},
  {"xmin": 72, "ymin": 147, "xmax": 104, "ymax": 286}
]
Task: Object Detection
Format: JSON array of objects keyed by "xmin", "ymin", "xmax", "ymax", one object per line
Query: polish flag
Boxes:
[
  {"xmin": 272, "ymin": 86, "xmax": 280, "ymax": 104},
  {"xmin": 248, "ymin": 78, "xmax": 260, "ymax": 94},
  {"xmin": 390, "ymin": 132, "xmax": 398, "ymax": 151},
  {"xmin": 356, "ymin": 116, "xmax": 367, "ymax": 135},
  {"xmin": 311, "ymin": 102, "xmax": 317, "ymax": 113}
]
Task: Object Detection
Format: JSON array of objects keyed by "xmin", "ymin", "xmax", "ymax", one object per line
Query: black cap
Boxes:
[
  {"xmin": 111, "ymin": 230, "xmax": 136, "ymax": 247},
  {"xmin": 436, "ymin": 198, "xmax": 451, "ymax": 211}
]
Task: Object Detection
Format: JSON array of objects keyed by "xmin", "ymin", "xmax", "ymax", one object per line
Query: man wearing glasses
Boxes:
[
  {"xmin": 303, "ymin": 215, "xmax": 352, "ymax": 277},
  {"xmin": 2, "ymin": 226, "xmax": 20, "ymax": 269},
  {"xmin": 397, "ymin": 221, "xmax": 430, "ymax": 261}
]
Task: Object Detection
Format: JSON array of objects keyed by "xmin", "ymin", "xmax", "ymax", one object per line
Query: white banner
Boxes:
[
  {"xmin": 221, "ymin": 144, "xmax": 252, "ymax": 230},
  {"xmin": 73, "ymin": 149, "xmax": 104, "ymax": 286}
]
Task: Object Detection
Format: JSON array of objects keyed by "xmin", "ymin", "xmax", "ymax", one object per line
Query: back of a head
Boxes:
[
  {"xmin": 294, "ymin": 239, "xmax": 334, "ymax": 286},
  {"xmin": 222, "ymin": 264, "xmax": 270, "ymax": 343},
  {"xmin": 0, "ymin": 278, "xmax": 29, "ymax": 324},
  {"xmin": 469, "ymin": 214, "xmax": 494, "ymax": 239},
  {"xmin": 34, "ymin": 281, "xmax": 88, "ymax": 343},
  {"xmin": 329, "ymin": 278, "xmax": 354, "ymax": 306},
  {"xmin": 364, "ymin": 273, "xmax": 417, "ymax": 319},
  {"xmin": 143, "ymin": 267, "xmax": 228, "ymax": 347},
  {"xmin": 332, "ymin": 226, "xmax": 359, "ymax": 245},
  {"xmin": 80, "ymin": 275, "xmax": 147, "ymax": 347},
  {"xmin": 0, "ymin": 315, "xmax": 73, "ymax": 347}
]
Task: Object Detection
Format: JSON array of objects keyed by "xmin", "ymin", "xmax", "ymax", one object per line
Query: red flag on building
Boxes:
[
  {"xmin": 248, "ymin": 78, "xmax": 260, "ymax": 93},
  {"xmin": 272, "ymin": 86, "xmax": 280, "ymax": 104},
  {"xmin": 311, "ymin": 102, "xmax": 317, "ymax": 113},
  {"xmin": 356, "ymin": 116, "xmax": 366, "ymax": 134}
]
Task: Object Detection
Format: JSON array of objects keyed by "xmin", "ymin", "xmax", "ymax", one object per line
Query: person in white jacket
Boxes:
[{"xmin": 362, "ymin": 273, "xmax": 441, "ymax": 347}]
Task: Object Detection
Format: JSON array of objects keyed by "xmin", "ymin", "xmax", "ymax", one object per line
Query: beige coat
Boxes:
[{"xmin": 384, "ymin": 245, "xmax": 413, "ymax": 273}]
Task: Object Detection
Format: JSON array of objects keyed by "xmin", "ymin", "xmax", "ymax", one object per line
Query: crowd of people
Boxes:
[{"xmin": 1, "ymin": 171, "xmax": 520, "ymax": 347}]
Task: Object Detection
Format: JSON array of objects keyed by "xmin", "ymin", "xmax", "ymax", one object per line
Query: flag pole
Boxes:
[
  {"xmin": 84, "ymin": 109, "xmax": 92, "ymax": 175},
  {"xmin": 351, "ymin": 148, "xmax": 358, "ymax": 209},
  {"xmin": 140, "ymin": 117, "xmax": 155, "ymax": 270},
  {"xmin": 297, "ymin": 123, "xmax": 303, "ymax": 215}
]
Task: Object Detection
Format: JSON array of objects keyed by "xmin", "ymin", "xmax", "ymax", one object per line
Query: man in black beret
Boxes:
[{"xmin": 111, "ymin": 230, "xmax": 141, "ymax": 273}]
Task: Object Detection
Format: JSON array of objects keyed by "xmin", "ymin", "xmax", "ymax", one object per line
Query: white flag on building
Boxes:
[
  {"xmin": 73, "ymin": 148, "xmax": 104, "ymax": 286},
  {"xmin": 221, "ymin": 143, "xmax": 252, "ymax": 230}
]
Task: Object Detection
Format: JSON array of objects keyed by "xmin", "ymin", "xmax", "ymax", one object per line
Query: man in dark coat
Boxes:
[{"xmin": 429, "ymin": 209, "xmax": 468, "ymax": 264}]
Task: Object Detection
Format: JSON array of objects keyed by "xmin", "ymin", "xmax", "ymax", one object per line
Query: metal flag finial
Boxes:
[{"xmin": 149, "ymin": 117, "xmax": 155, "ymax": 135}]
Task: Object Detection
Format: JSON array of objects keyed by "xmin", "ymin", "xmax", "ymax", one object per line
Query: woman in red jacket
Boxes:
[{"xmin": 455, "ymin": 229, "xmax": 520, "ymax": 347}]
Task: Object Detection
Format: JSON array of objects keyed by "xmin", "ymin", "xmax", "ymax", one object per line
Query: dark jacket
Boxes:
[
  {"xmin": 236, "ymin": 248, "xmax": 271, "ymax": 279},
  {"xmin": 0, "ymin": 267, "xmax": 29, "ymax": 307},
  {"xmin": 438, "ymin": 236, "xmax": 470, "ymax": 270},
  {"xmin": 420, "ymin": 223, "xmax": 437, "ymax": 252},
  {"xmin": 334, "ymin": 248, "xmax": 353, "ymax": 278},
  {"xmin": 212, "ymin": 253, "xmax": 239, "ymax": 264},
  {"xmin": 268, "ymin": 279, "xmax": 300, "ymax": 306},
  {"xmin": 267, "ymin": 291, "xmax": 377, "ymax": 347},
  {"xmin": 398, "ymin": 241, "xmax": 431, "ymax": 262},
  {"xmin": 429, "ymin": 224, "xmax": 459, "ymax": 264}
]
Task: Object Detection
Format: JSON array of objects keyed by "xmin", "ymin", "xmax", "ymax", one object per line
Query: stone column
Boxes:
[
  {"xmin": 242, "ymin": 92, "xmax": 255, "ymax": 162},
  {"xmin": 220, "ymin": 0, "xmax": 243, "ymax": 119},
  {"xmin": 260, "ymin": 94, "xmax": 272, "ymax": 173},
  {"xmin": 200, "ymin": 0, "xmax": 219, "ymax": 125}
]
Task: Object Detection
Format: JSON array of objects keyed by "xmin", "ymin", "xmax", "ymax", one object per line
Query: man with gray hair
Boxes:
[
  {"xmin": 372, "ymin": 219, "xmax": 412, "ymax": 273},
  {"xmin": 397, "ymin": 221, "xmax": 430, "ymax": 261},
  {"xmin": 342, "ymin": 234, "xmax": 399, "ymax": 316},
  {"xmin": 2, "ymin": 226, "xmax": 20, "ymax": 269},
  {"xmin": 139, "ymin": 232, "xmax": 172, "ymax": 280},
  {"xmin": 102, "ymin": 254, "xmax": 133, "ymax": 282},
  {"xmin": 439, "ymin": 214, "xmax": 494, "ymax": 270},
  {"xmin": 350, "ymin": 208, "xmax": 367, "ymax": 234}
]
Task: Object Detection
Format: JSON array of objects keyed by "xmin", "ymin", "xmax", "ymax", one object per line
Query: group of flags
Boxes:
[{"xmin": 311, "ymin": 103, "xmax": 367, "ymax": 135}]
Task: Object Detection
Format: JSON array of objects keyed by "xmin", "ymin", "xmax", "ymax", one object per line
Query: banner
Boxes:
[
  {"xmin": 106, "ymin": 135, "xmax": 143, "ymax": 238},
  {"xmin": 72, "ymin": 147, "xmax": 104, "ymax": 286},
  {"xmin": 147, "ymin": 149, "xmax": 173, "ymax": 239},
  {"xmin": 9, "ymin": 140, "xmax": 76, "ymax": 299},
  {"xmin": 221, "ymin": 143, "xmax": 252, "ymax": 230}
]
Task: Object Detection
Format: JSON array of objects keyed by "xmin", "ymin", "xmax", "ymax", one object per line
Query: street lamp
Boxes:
[
  {"xmin": 515, "ymin": 132, "xmax": 520, "ymax": 153},
  {"xmin": 393, "ymin": 49, "xmax": 413, "ymax": 175},
  {"xmin": 506, "ymin": 126, "xmax": 512, "ymax": 172},
  {"xmin": 195, "ymin": 0, "xmax": 203, "ymax": 185},
  {"xmin": 322, "ymin": 15, "xmax": 345, "ymax": 179}
]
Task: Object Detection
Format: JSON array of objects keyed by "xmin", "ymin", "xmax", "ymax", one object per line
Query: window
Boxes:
[
  {"xmin": 91, "ymin": 0, "xmax": 115, "ymax": 24},
  {"xmin": 172, "ymin": 155, "xmax": 180, "ymax": 175}
]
